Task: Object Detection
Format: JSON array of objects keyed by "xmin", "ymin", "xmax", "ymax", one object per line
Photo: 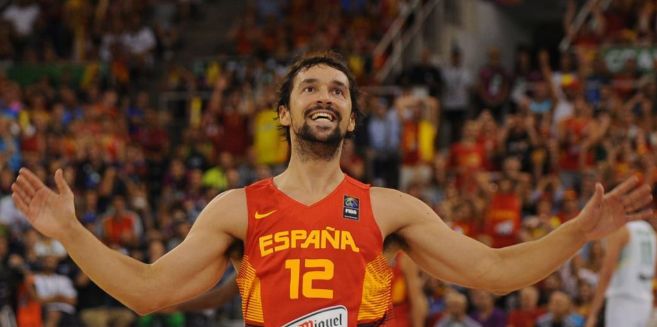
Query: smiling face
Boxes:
[{"xmin": 279, "ymin": 64, "xmax": 356, "ymax": 159}]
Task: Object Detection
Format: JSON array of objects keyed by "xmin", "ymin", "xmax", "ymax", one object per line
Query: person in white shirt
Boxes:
[
  {"xmin": 33, "ymin": 256, "xmax": 77, "ymax": 327},
  {"xmin": 441, "ymin": 48, "xmax": 471, "ymax": 148},
  {"xmin": 586, "ymin": 220, "xmax": 657, "ymax": 327}
]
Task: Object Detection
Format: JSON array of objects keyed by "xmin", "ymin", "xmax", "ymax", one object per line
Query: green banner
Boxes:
[{"xmin": 602, "ymin": 46, "xmax": 657, "ymax": 73}]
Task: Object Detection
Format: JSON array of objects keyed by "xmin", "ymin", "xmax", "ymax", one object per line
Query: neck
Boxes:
[
  {"xmin": 275, "ymin": 147, "xmax": 345, "ymax": 196},
  {"xmin": 294, "ymin": 137, "xmax": 342, "ymax": 162}
]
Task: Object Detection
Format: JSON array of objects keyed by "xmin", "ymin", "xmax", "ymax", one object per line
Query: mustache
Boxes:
[{"xmin": 305, "ymin": 103, "xmax": 341, "ymax": 120}]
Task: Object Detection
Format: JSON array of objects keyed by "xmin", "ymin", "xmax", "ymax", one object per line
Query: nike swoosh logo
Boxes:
[{"xmin": 255, "ymin": 210, "xmax": 277, "ymax": 220}]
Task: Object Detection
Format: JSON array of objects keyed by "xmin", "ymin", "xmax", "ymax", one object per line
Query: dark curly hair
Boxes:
[{"xmin": 276, "ymin": 50, "xmax": 363, "ymax": 143}]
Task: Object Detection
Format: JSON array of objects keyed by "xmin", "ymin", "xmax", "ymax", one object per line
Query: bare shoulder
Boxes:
[
  {"xmin": 195, "ymin": 188, "xmax": 248, "ymax": 241},
  {"xmin": 370, "ymin": 187, "xmax": 437, "ymax": 237}
]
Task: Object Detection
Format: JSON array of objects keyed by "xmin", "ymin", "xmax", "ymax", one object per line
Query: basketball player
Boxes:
[
  {"xmin": 585, "ymin": 219, "xmax": 656, "ymax": 327},
  {"xmin": 10, "ymin": 51, "xmax": 654, "ymax": 326}
]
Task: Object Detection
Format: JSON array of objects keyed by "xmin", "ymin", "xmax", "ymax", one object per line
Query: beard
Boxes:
[{"xmin": 292, "ymin": 105, "xmax": 345, "ymax": 161}]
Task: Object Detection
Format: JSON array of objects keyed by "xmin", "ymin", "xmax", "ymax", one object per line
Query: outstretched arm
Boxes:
[
  {"xmin": 11, "ymin": 168, "xmax": 245, "ymax": 314},
  {"xmin": 160, "ymin": 273, "xmax": 239, "ymax": 312},
  {"xmin": 373, "ymin": 176, "xmax": 652, "ymax": 294}
]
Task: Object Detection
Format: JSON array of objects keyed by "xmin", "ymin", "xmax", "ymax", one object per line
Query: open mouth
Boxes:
[{"xmin": 307, "ymin": 110, "xmax": 337, "ymax": 122}]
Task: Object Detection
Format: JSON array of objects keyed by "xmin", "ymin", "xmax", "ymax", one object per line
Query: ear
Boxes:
[
  {"xmin": 279, "ymin": 105, "xmax": 291, "ymax": 127},
  {"xmin": 347, "ymin": 111, "xmax": 356, "ymax": 132}
]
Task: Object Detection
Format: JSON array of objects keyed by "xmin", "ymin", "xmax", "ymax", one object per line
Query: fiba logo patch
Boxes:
[
  {"xmin": 343, "ymin": 195, "xmax": 359, "ymax": 220},
  {"xmin": 283, "ymin": 305, "xmax": 347, "ymax": 327}
]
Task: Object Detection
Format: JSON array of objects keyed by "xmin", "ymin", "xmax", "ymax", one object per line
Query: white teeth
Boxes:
[{"xmin": 310, "ymin": 112, "xmax": 333, "ymax": 121}]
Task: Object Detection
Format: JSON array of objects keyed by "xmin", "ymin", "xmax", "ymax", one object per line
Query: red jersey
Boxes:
[
  {"xmin": 484, "ymin": 193, "xmax": 521, "ymax": 248},
  {"xmin": 102, "ymin": 213, "xmax": 139, "ymax": 246},
  {"xmin": 559, "ymin": 117, "xmax": 592, "ymax": 171},
  {"xmin": 238, "ymin": 175, "xmax": 392, "ymax": 326},
  {"xmin": 508, "ymin": 308, "xmax": 546, "ymax": 327},
  {"xmin": 449, "ymin": 142, "xmax": 486, "ymax": 171}
]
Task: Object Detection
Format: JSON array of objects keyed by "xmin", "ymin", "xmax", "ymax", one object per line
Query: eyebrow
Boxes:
[
  {"xmin": 332, "ymin": 80, "xmax": 348, "ymax": 89},
  {"xmin": 298, "ymin": 78, "xmax": 348, "ymax": 89},
  {"xmin": 298, "ymin": 78, "xmax": 318, "ymax": 86}
]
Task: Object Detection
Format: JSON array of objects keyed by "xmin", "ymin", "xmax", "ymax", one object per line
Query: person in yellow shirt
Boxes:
[{"xmin": 253, "ymin": 105, "xmax": 288, "ymax": 166}]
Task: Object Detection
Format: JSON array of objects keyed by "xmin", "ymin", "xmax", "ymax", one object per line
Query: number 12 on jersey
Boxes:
[{"xmin": 285, "ymin": 259, "xmax": 335, "ymax": 299}]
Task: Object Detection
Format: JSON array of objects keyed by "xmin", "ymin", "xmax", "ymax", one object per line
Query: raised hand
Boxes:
[
  {"xmin": 577, "ymin": 176, "xmax": 653, "ymax": 242},
  {"xmin": 11, "ymin": 168, "xmax": 77, "ymax": 240}
]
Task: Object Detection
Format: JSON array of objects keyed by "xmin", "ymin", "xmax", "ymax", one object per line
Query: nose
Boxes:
[{"xmin": 315, "ymin": 86, "xmax": 333, "ymax": 105}]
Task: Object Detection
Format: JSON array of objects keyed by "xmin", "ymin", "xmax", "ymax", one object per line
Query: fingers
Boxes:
[
  {"xmin": 11, "ymin": 182, "xmax": 30, "ymax": 204},
  {"xmin": 15, "ymin": 175, "xmax": 35, "ymax": 197},
  {"xmin": 584, "ymin": 183, "xmax": 605, "ymax": 210},
  {"xmin": 633, "ymin": 196, "xmax": 655, "ymax": 213},
  {"xmin": 19, "ymin": 168, "xmax": 46, "ymax": 194},
  {"xmin": 594, "ymin": 183, "xmax": 604, "ymax": 201},
  {"xmin": 608, "ymin": 175, "xmax": 639, "ymax": 197},
  {"xmin": 626, "ymin": 208, "xmax": 654, "ymax": 222},
  {"xmin": 622, "ymin": 184, "xmax": 653, "ymax": 212},
  {"xmin": 54, "ymin": 169, "xmax": 72, "ymax": 196},
  {"xmin": 11, "ymin": 192, "xmax": 29, "ymax": 216}
]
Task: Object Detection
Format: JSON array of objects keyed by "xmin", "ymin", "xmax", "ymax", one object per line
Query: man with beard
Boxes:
[{"xmin": 9, "ymin": 51, "xmax": 656, "ymax": 327}]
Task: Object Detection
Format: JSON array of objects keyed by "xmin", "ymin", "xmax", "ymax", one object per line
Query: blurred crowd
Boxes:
[
  {"xmin": 165, "ymin": 0, "xmax": 406, "ymax": 93},
  {"xmin": 1, "ymin": 0, "xmax": 203, "ymax": 63},
  {"xmin": 1, "ymin": 0, "xmax": 657, "ymax": 326},
  {"xmin": 1, "ymin": 0, "xmax": 201, "ymax": 94},
  {"xmin": 230, "ymin": 0, "xmax": 405, "ymax": 83},
  {"xmin": 566, "ymin": 0, "xmax": 657, "ymax": 46}
]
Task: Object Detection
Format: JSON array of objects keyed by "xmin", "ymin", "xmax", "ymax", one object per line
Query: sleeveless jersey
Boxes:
[
  {"xmin": 238, "ymin": 175, "xmax": 393, "ymax": 326},
  {"xmin": 607, "ymin": 221, "xmax": 657, "ymax": 301}
]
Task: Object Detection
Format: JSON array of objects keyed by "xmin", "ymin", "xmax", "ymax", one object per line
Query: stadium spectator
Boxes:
[
  {"xmin": 483, "ymin": 178, "xmax": 521, "ymax": 248},
  {"xmin": 441, "ymin": 48, "xmax": 472, "ymax": 148},
  {"xmin": 367, "ymin": 95, "xmax": 401, "ymax": 187},
  {"xmin": 476, "ymin": 48, "xmax": 511, "ymax": 122},
  {"xmin": 469, "ymin": 289, "xmax": 507, "ymax": 327},
  {"xmin": 536, "ymin": 291, "xmax": 584, "ymax": 327},
  {"xmin": 434, "ymin": 291, "xmax": 481, "ymax": 327},
  {"xmin": 33, "ymin": 256, "xmax": 78, "ymax": 327},
  {"xmin": 99, "ymin": 195, "xmax": 142, "ymax": 249},
  {"xmin": 394, "ymin": 92, "xmax": 439, "ymax": 190},
  {"xmin": 397, "ymin": 48, "xmax": 444, "ymax": 98},
  {"xmin": 0, "ymin": 234, "xmax": 23, "ymax": 326},
  {"xmin": 75, "ymin": 268, "xmax": 134, "ymax": 327},
  {"xmin": 508, "ymin": 286, "xmax": 546, "ymax": 327}
]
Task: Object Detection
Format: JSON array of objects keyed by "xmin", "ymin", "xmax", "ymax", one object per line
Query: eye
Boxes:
[
  {"xmin": 303, "ymin": 86, "xmax": 315, "ymax": 93},
  {"xmin": 332, "ymin": 88, "xmax": 345, "ymax": 96}
]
